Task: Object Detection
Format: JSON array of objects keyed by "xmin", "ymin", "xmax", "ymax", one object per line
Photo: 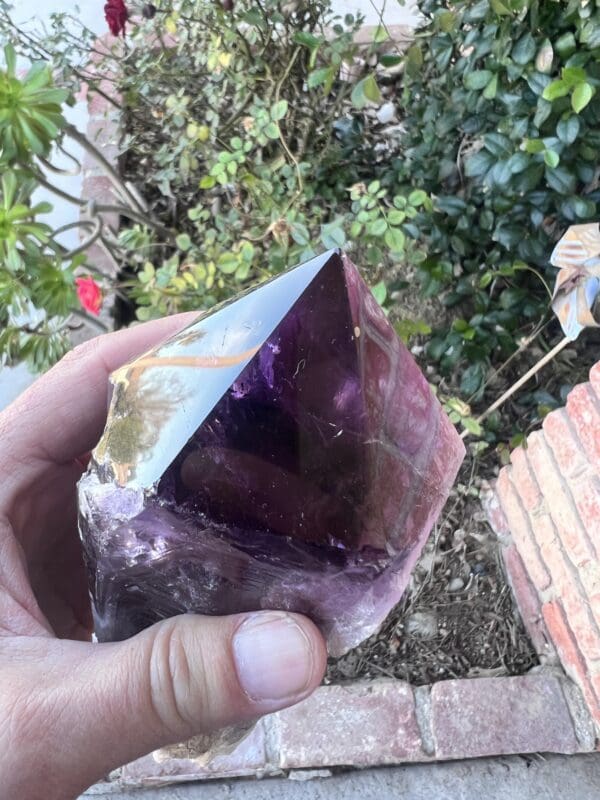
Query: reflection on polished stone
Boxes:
[{"xmin": 78, "ymin": 250, "xmax": 464, "ymax": 656}]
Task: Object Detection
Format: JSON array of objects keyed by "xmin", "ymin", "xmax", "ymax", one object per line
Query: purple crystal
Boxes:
[{"xmin": 78, "ymin": 251, "xmax": 464, "ymax": 655}]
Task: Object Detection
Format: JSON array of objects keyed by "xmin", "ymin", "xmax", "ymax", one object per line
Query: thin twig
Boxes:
[{"xmin": 461, "ymin": 336, "xmax": 571, "ymax": 437}]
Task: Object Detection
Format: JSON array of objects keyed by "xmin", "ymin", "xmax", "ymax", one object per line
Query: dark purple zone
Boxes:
[
  {"xmin": 87, "ymin": 254, "xmax": 456, "ymax": 645},
  {"xmin": 160, "ymin": 255, "xmax": 368, "ymax": 550}
]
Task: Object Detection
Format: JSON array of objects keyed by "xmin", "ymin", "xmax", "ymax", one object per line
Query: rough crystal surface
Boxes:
[{"xmin": 79, "ymin": 251, "xmax": 464, "ymax": 656}]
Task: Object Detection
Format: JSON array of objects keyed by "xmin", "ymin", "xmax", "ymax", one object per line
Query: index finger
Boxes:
[{"xmin": 0, "ymin": 313, "xmax": 197, "ymax": 471}]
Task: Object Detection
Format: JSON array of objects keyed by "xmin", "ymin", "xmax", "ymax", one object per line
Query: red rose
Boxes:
[
  {"xmin": 104, "ymin": 0, "xmax": 128, "ymax": 36},
  {"xmin": 76, "ymin": 276, "xmax": 103, "ymax": 316}
]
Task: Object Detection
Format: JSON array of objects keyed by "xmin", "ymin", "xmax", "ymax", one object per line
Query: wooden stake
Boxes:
[{"xmin": 461, "ymin": 336, "xmax": 571, "ymax": 439}]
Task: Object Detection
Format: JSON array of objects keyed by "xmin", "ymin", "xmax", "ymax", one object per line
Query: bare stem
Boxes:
[
  {"xmin": 461, "ymin": 336, "xmax": 572, "ymax": 438},
  {"xmin": 65, "ymin": 124, "xmax": 147, "ymax": 214}
]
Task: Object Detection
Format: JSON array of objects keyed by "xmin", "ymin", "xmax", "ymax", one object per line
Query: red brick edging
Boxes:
[
  {"xmin": 491, "ymin": 362, "xmax": 600, "ymax": 735},
  {"xmin": 97, "ymin": 673, "xmax": 592, "ymax": 789}
]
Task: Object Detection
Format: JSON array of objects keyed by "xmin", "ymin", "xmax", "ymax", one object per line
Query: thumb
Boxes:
[{"xmin": 46, "ymin": 611, "xmax": 326, "ymax": 795}]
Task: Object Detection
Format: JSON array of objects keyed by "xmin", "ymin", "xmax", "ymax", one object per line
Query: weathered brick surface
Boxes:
[
  {"xmin": 273, "ymin": 681, "xmax": 424, "ymax": 768},
  {"xmin": 496, "ymin": 368, "xmax": 600, "ymax": 733},
  {"xmin": 431, "ymin": 675, "xmax": 579, "ymax": 758},
  {"xmin": 568, "ymin": 475, "xmax": 600, "ymax": 559},
  {"xmin": 502, "ymin": 545, "xmax": 555, "ymax": 661},
  {"xmin": 525, "ymin": 432, "xmax": 595, "ymax": 566},
  {"xmin": 81, "ymin": 175, "xmax": 119, "ymax": 207},
  {"xmin": 509, "ymin": 447, "xmax": 543, "ymax": 512},
  {"xmin": 496, "ymin": 469, "xmax": 550, "ymax": 591},
  {"xmin": 567, "ymin": 384, "xmax": 600, "ymax": 473},
  {"xmin": 590, "ymin": 362, "xmax": 600, "ymax": 400},
  {"xmin": 543, "ymin": 408, "xmax": 589, "ymax": 478},
  {"xmin": 111, "ymin": 672, "xmax": 593, "ymax": 788},
  {"xmin": 542, "ymin": 602, "xmax": 600, "ymax": 720}
]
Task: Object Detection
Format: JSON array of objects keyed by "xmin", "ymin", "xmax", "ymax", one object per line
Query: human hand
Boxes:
[{"xmin": 0, "ymin": 315, "xmax": 327, "ymax": 800}]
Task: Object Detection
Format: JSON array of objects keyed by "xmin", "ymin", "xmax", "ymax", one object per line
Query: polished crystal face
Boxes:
[{"xmin": 78, "ymin": 251, "xmax": 464, "ymax": 655}]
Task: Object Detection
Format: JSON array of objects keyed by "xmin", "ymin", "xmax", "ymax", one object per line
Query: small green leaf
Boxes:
[
  {"xmin": 408, "ymin": 189, "xmax": 428, "ymax": 206},
  {"xmin": 572, "ymin": 82, "xmax": 595, "ymax": 114},
  {"xmin": 372, "ymin": 24, "xmax": 388, "ymax": 43},
  {"xmin": 371, "ymin": 280, "xmax": 387, "ymax": 305},
  {"xmin": 462, "ymin": 416, "xmax": 483, "ymax": 436},
  {"xmin": 483, "ymin": 73, "xmax": 498, "ymax": 100},
  {"xmin": 290, "ymin": 222, "xmax": 310, "ymax": 246},
  {"xmin": 293, "ymin": 31, "xmax": 322, "ymax": 48},
  {"xmin": 264, "ymin": 122, "xmax": 280, "ymax": 139},
  {"xmin": 199, "ymin": 175, "xmax": 216, "ymax": 189},
  {"xmin": 3, "ymin": 44, "xmax": 16, "ymax": 76},
  {"xmin": 562, "ymin": 67, "xmax": 587, "ymax": 88},
  {"xmin": 217, "ymin": 253, "xmax": 239, "ymax": 274},
  {"xmin": 176, "ymin": 233, "xmax": 192, "ymax": 251},
  {"xmin": 490, "ymin": 0, "xmax": 512, "ymax": 14},
  {"xmin": 387, "ymin": 209, "xmax": 406, "ymax": 225},
  {"xmin": 511, "ymin": 33, "xmax": 536, "ymax": 66},
  {"xmin": 307, "ymin": 66, "xmax": 334, "ymax": 90},
  {"xmin": 522, "ymin": 138, "xmax": 545, "ymax": 154},
  {"xmin": 542, "ymin": 80, "xmax": 569, "ymax": 101},
  {"xmin": 380, "ymin": 54, "xmax": 403, "ymax": 68},
  {"xmin": 544, "ymin": 149, "xmax": 560, "ymax": 168},
  {"xmin": 555, "ymin": 32, "xmax": 576, "ymax": 58},
  {"xmin": 464, "ymin": 70, "xmax": 493, "ymax": 91},
  {"xmin": 384, "ymin": 226, "xmax": 406, "ymax": 252},
  {"xmin": 320, "ymin": 222, "xmax": 346, "ymax": 249},
  {"xmin": 270, "ymin": 100, "xmax": 288, "ymax": 121},
  {"xmin": 479, "ymin": 271, "xmax": 493, "ymax": 288},
  {"xmin": 1, "ymin": 172, "xmax": 17, "ymax": 209},
  {"xmin": 436, "ymin": 10, "xmax": 456, "ymax": 33},
  {"xmin": 368, "ymin": 218, "xmax": 387, "ymax": 237},
  {"xmin": 405, "ymin": 43, "xmax": 423, "ymax": 77},
  {"xmin": 351, "ymin": 74, "xmax": 381, "ymax": 109},
  {"xmin": 556, "ymin": 115, "xmax": 581, "ymax": 145}
]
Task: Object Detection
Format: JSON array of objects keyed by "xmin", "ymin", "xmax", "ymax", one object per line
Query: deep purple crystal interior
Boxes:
[{"xmin": 79, "ymin": 251, "xmax": 464, "ymax": 656}]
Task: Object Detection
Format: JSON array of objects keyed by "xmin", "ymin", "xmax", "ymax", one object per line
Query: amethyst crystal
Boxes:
[{"xmin": 79, "ymin": 250, "xmax": 464, "ymax": 656}]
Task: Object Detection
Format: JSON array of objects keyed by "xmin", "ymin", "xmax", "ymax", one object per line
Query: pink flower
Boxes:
[
  {"xmin": 104, "ymin": 0, "xmax": 128, "ymax": 36},
  {"xmin": 76, "ymin": 277, "xmax": 103, "ymax": 316}
]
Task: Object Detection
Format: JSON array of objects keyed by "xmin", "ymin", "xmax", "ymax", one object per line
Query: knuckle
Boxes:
[
  {"xmin": 148, "ymin": 619, "xmax": 206, "ymax": 739},
  {"xmin": 60, "ymin": 337, "xmax": 101, "ymax": 369}
]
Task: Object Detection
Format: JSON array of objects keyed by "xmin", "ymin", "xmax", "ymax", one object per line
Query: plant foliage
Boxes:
[{"xmin": 393, "ymin": 0, "xmax": 600, "ymax": 395}]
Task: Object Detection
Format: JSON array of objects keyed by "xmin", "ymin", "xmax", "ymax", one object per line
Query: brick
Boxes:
[
  {"xmin": 543, "ymin": 601, "xmax": 600, "ymax": 723},
  {"xmin": 590, "ymin": 362, "xmax": 600, "ymax": 400},
  {"xmin": 543, "ymin": 408, "xmax": 589, "ymax": 478},
  {"xmin": 502, "ymin": 544, "xmax": 555, "ymax": 659},
  {"xmin": 567, "ymin": 383, "xmax": 600, "ymax": 474},
  {"xmin": 537, "ymin": 525, "xmax": 600, "ymax": 663},
  {"xmin": 88, "ymin": 84, "xmax": 123, "ymax": 116},
  {"xmin": 120, "ymin": 720, "xmax": 267, "ymax": 785},
  {"xmin": 509, "ymin": 446, "xmax": 543, "ymax": 512},
  {"xmin": 526, "ymin": 432, "xmax": 595, "ymax": 566},
  {"xmin": 83, "ymin": 117, "xmax": 121, "ymax": 171},
  {"xmin": 84, "ymin": 242, "xmax": 119, "ymax": 280},
  {"xmin": 81, "ymin": 175, "xmax": 119, "ymax": 207},
  {"xmin": 431, "ymin": 675, "xmax": 579, "ymax": 758},
  {"xmin": 274, "ymin": 681, "xmax": 423, "ymax": 768},
  {"xmin": 497, "ymin": 469, "xmax": 550, "ymax": 591},
  {"xmin": 568, "ymin": 475, "xmax": 600, "ymax": 559}
]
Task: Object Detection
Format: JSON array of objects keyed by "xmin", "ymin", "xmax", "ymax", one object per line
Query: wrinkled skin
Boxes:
[{"xmin": 0, "ymin": 315, "xmax": 326, "ymax": 800}]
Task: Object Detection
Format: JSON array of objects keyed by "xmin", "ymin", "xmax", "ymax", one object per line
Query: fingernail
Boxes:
[{"xmin": 233, "ymin": 612, "xmax": 315, "ymax": 704}]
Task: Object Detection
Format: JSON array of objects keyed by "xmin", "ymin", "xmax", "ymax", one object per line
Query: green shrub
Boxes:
[
  {"xmin": 1, "ymin": 0, "xmax": 430, "ymax": 372},
  {"xmin": 391, "ymin": 0, "xmax": 600, "ymax": 395},
  {"xmin": 113, "ymin": 0, "xmax": 427, "ymax": 319}
]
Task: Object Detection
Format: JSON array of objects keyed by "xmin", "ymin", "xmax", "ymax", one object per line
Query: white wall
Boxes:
[{"xmin": 330, "ymin": 0, "xmax": 418, "ymax": 26}]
